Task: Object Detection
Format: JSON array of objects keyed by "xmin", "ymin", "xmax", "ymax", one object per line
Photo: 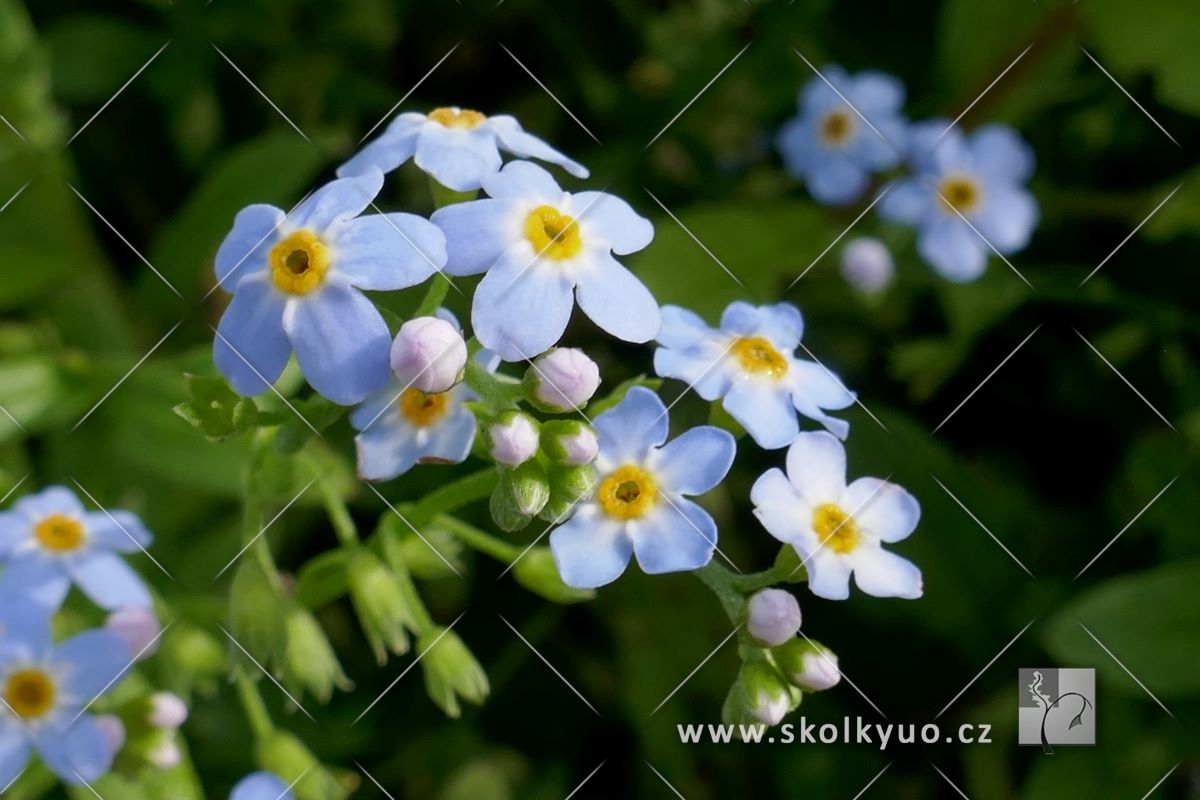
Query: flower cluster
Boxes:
[
  {"xmin": 778, "ymin": 66, "xmax": 1038, "ymax": 283},
  {"xmin": 0, "ymin": 486, "xmax": 174, "ymax": 788}
]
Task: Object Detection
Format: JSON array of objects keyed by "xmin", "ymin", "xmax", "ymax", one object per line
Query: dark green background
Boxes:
[{"xmin": 1, "ymin": 0, "xmax": 1197, "ymax": 797}]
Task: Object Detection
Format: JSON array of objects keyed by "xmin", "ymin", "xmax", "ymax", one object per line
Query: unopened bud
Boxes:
[
  {"xmin": 488, "ymin": 412, "xmax": 539, "ymax": 466},
  {"xmin": 527, "ymin": 348, "xmax": 600, "ymax": 411},
  {"xmin": 285, "ymin": 606, "xmax": 352, "ymax": 703},
  {"xmin": 147, "ymin": 738, "xmax": 182, "ymax": 769},
  {"xmin": 419, "ymin": 628, "xmax": 490, "ymax": 719},
  {"xmin": 390, "ymin": 316, "xmax": 468, "ymax": 393},
  {"xmin": 147, "ymin": 692, "xmax": 188, "ymax": 729},
  {"xmin": 723, "ymin": 662, "xmax": 794, "ymax": 727},
  {"xmin": 840, "ymin": 237, "xmax": 894, "ymax": 294},
  {"xmin": 540, "ymin": 421, "xmax": 598, "ymax": 466},
  {"xmin": 746, "ymin": 589, "xmax": 801, "ymax": 647},
  {"xmin": 500, "ymin": 461, "xmax": 550, "ymax": 518},
  {"xmin": 346, "ymin": 549, "xmax": 415, "ymax": 664},
  {"xmin": 539, "ymin": 464, "xmax": 598, "ymax": 523},
  {"xmin": 773, "ymin": 639, "xmax": 841, "ymax": 692},
  {"xmin": 105, "ymin": 607, "xmax": 162, "ymax": 660},
  {"xmin": 229, "ymin": 559, "xmax": 289, "ymax": 668},
  {"xmin": 95, "ymin": 714, "xmax": 126, "ymax": 757}
]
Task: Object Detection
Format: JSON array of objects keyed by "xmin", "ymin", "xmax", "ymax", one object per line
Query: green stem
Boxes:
[
  {"xmin": 434, "ymin": 514, "xmax": 520, "ymax": 563},
  {"xmin": 235, "ymin": 667, "xmax": 274, "ymax": 737},
  {"xmin": 695, "ymin": 561, "xmax": 747, "ymax": 623},
  {"xmin": 316, "ymin": 473, "xmax": 359, "ymax": 548},
  {"xmin": 408, "ymin": 469, "xmax": 500, "ymax": 526}
]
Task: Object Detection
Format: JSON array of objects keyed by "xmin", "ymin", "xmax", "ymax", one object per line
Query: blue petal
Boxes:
[
  {"xmin": 414, "ymin": 125, "xmax": 502, "ymax": 192},
  {"xmin": 850, "ymin": 71, "xmax": 905, "ymax": 112},
  {"xmin": 917, "ymin": 218, "xmax": 988, "ymax": 282},
  {"xmin": 215, "ymin": 204, "xmax": 284, "ymax": 290},
  {"xmin": 851, "ymin": 547, "xmax": 923, "ymax": 599},
  {"xmin": 487, "ymin": 115, "xmax": 589, "ymax": 178},
  {"xmin": 414, "ymin": 405, "xmax": 478, "ymax": 464},
  {"xmin": 480, "ymin": 160, "xmax": 563, "ymax": 203},
  {"xmin": 0, "ymin": 725, "xmax": 32, "ymax": 789},
  {"xmin": 975, "ymin": 185, "xmax": 1038, "ymax": 253},
  {"xmin": 904, "ymin": 118, "xmax": 956, "ymax": 169},
  {"xmin": 0, "ymin": 597, "xmax": 53, "ymax": 659},
  {"xmin": 785, "ymin": 431, "xmax": 847, "ymax": 504},
  {"xmin": 56, "ymin": 629, "xmax": 131, "ymax": 702},
  {"xmin": 84, "ymin": 511, "xmax": 152, "ymax": 554},
  {"xmin": 806, "ymin": 157, "xmax": 869, "ymax": 206},
  {"xmin": 0, "ymin": 514, "xmax": 23, "ymax": 558},
  {"xmin": 629, "ymin": 498, "xmax": 717, "ymax": 575},
  {"xmin": 289, "ymin": 171, "xmax": 383, "ymax": 233},
  {"xmin": 284, "ymin": 284, "xmax": 391, "ymax": 405},
  {"xmin": 593, "ymin": 386, "xmax": 669, "ymax": 466},
  {"xmin": 721, "ymin": 301, "xmax": 804, "ymax": 349},
  {"xmin": 471, "ymin": 247, "xmax": 575, "ymax": 362},
  {"xmin": 751, "ymin": 468, "xmax": 809, "ymax": 544},
  {"xmin": 877, "ymin": 178, "xmax": 930, "ymax": 225},
  {"xmin": 337, "ymin": 112, "xmax": 424, "ymax": 178},
  {"xmin": 844, "ymin": 477, "xmax": 920, "ymax": 543},
  {"xmin": 723, "ymin": 381, "xmax": 799, "ymax": 450},
  {"xmin": 69, "ymin": 551, "xmax": 152, "ymax": 611},
  {"xmin": 572, "ymin": 192, "xmax": 653, "ymax": 255},
  {"xmin": 656, "ymin": 305, "xmax": 713, "ymax": 349},
  {"xmin": 213, "ymin": 279, "xmax": 291, "ymax": 397},
  {"xmin": 653, "ymin": 347, "xmax": 731, "ymax": 401},
  {"xmin": 573, "ymin": 252, "xmax": 661, "ymax": 344},
  {"xmin": 549, "ymin": 506, "xmax": 633, "ymax": 589},
  {"xmin": 330, "ymin": 213, "xmax": 445, "ymax": 290},
  {"xmin": 355, "ymin": 421, "xmax": 423, "ymax": 482},
  {"xmin": 232, "ymin": 772, "xmax": 294, "ymax": 800},
  {"xmin": 776, "ymin": 115, "xmax": 819, "ymax": 177},
  {"xmin": 33, "ymin": 716, "xmax": 114, "ymax": 785},
  {"xmin": 788, "ymin": 359, "xmax": 855, "ymax": 410},
  {"xmin": 0, "ymin": 554, "xmax": 71, "ymax": 612},
  {"xmin": 970, "ymin": 123, "xmax": 1035, "ymax": 184},
  {"xmin": 799, "ymin": 66, "xmax": 848, "ymax": 115},
  {"xmin": 15, "ymin": 487, "xmax": 84, "ymax": 519},
  {"xmin": 647, "ymin": 426, "xmax": 735, "ymax": 496},
  {"xmin": 430, "ymin": 197, "xmax": 524, "ymax": 277}
]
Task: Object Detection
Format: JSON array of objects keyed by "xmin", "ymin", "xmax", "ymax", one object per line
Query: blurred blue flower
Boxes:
[
  {"xmin": 339, "ymin": 107, "xmax": 589, "ymax": 192},
  {"xmin": 0, "ymin": 486, "xmax": 153, "ymax": 612},
  {"xmin": 213, "ymin": 169, "xmax": 447, "ymax": 405},
  {"xmin": 776, "ymin": 66, "xmax": 906, "ymax": 205},
  {"xmin": 230, "ymin": 771, "xmax": 293, "ymax": 800},
  {"xmin": 431, "ymin": 161, "xmax": 660, "ymax": 361},
  {"xmin": 879, "ymin": 120, "xmax": 1038, "ymax": 281},
  {"xmin": 653, "ymin": 302, "xmax": 856, "ymax": 449},
  {"xmin": 549, "ymin": 387, "xmax": 735, "ymax": 589},
  {"xmin": 352, "ymin": 350, "xmax": 500, "ymax": 482},
  {"xmin": 0, "ymin": 597, "xmax": 131, "ymax": 786},
  {"xmin": 752, "ymin": 432, "xmax": 922, "ymax": 600}
]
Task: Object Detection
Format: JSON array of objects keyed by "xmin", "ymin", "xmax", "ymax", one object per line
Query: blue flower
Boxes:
[
  {"xmin": 230, "ymin": 771, "xmax": 293, "ymax": 800},
  {"xmin": 0, "ymin": 597, "xmax": 131, "ymax": 786},
  {"xmin": 213, "ymin": 169, "xmax": 447, "ymax": 405},
  {"xmin": 549, "ymin": 387, "xmax": 735, "ymax": 589},
  {"xmin": 776, "ymin": 66, "xmax": 906, "ymax": 205},
  {"xmin": 0, "ymin": 486, "xmax": 153, "ymax": 612},
  {"xmin": 878, "ymin": 120, "xmax": 1038, "ymax": 281},
  {"xmin": 352, "ymin": 350, "xmax": 500, "ymax": 482},
  {"xmin": 653, "ymin": 302, "xmax": 855, "ymax": 449},
  {"xmin": 431, "ymin": 161, "xmax": 660, "ymax": 362},
  {"xmin": 339, "ymin": 107, "xmax": 589, "ymax": 192}
]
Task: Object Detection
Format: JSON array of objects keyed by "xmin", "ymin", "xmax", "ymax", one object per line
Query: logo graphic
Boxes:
[{"xmin": 1018, "ymin": 668, "xmax": 1095, "ymax": 752}]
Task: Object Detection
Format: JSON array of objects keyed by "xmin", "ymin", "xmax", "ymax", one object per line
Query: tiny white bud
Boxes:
[
  {"xmin": 840, "ymin": 237, "xmax": 894, "ymax": 294},
  {"xmin": 390, "ymin": 316, "xmax": 468, "ymax": 394},
  {"xmin": 148, "ymin": 692, "xmax": 189, "ymax": 729},
  {"xmin": 794, "ymin": 649, "xmax": 841, "ymax": 692},
  {"xmin": 557, "ymin": 427, "xmax": 598, "ymax": 465},
  {"xmin": 105, "ymin": 607, "xmax": 162, "ymax": 660},
  {"xmin": 147, "ymin": 738, "xmax": 182, "ymax": 769},
  {"xmin": 751, "ymin": 690, "xmax": 791, "ymax": 726},
  {"xmin": 746, "ymin": 589, "xmax": 801, "ymax": 647},
  {"xmin": 94, "ymin": 714, "xmax": 126, "ymax": 756},
  {"xmin": 532, "ymin": 348, "xmax": 600, "ymax": 411},
  {"xmin": 489, "ymin": 414, "xmax": 539, "ymax": 466}
]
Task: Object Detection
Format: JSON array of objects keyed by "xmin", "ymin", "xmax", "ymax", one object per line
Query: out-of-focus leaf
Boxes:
[
  {"xmin": 1085, "ymin": 0, "xmax": 1200, "ymax": 115},
  {"xmin": 174, "ymin": 372, "xmax": 276, "ymax": 442},
  {"xmin": 45, "ymin": 15, "xmax": 162, "ymax": 103}
]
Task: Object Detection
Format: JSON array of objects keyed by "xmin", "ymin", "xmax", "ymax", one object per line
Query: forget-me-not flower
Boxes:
[
  {"xmin": 339, "ymin": 107, "xmax": 589, "ymax": 192},
  {"xmin": 0, "ymin": 598, "xmax": 131, "ymax": 786},
  {"xmin": 0, "ymin": 486, "xmax": 153, "ymax": 612},
  {"xmin": 654, "ymin": 302, "xmax": 856, "ymax": 449},
  {"xmin": 776, "ymin": 66, "xmax": 906, "ymax": 205},
  {"xmin": 879, "ymin": 120, "xmax": 1038, "ymax": 281},
  {"xmin": 213, "ymin": 169, "xmax": 447, "ymax": 405},
  {"xmin": 549, "ymin": 387, "xmax": 736, "ymax": 589},
  {"xmin": 752, "ymin": 432, "xmax": 922, "ymax": 600},
  {"xmin": 231, "ymin": 771, "xmax": 293, "ymax": 800},
  {"xmin": 432, "ymin": 161, "xmax": 660, "ymax": 361}
]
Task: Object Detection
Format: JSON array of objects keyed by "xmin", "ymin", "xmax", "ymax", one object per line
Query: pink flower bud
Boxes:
[
  {"xmin": 489, "ymin": 413, "xmax": 539, "ymax": 466},
  {"xmin": 94, "ymin": 714, "xmax": 126, "ymax": 756},
  {"xmin": 746, "ymin": 589, "xmax": 801, "ymax": 646},
  {"xmin": 840, "ymin": 237, "xmax": 894, "ymax": 294},
  {"xmin": 531, "ymin": 348, "xmax": 600, "ymax": 411},
  {"xmin": 148, "ymin": 739, "xmax": 182, "ymax": 769},
  {"xmin": 557, "ymin": 427, "xmax": 598, "ymax": 465},
  {"xmin": 390, "ymin": 316, "xmax": 468, "ymax": 393},
  {"xmin": 105, "ymin": 607, "xmax": 162, "ymax": 660},
  {"xmin": 148, "ymin": 692, "xmax": 189, "ymax": 729}
]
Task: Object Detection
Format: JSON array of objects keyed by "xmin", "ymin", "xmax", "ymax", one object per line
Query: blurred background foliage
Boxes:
[{"xmin": 0, "ymin": 0, "xmax": 1198, "ymax": 797}]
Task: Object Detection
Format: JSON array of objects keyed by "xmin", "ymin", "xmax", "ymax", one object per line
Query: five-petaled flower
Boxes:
[
  {"xmin": 0, "ymin": 598, "xmax": 131, "ymax": 786},
  {"xmin": 654, "ymin": 301, "xmax": 856, "ymax": 449},
  {"xmin": 752, "ymin": 431, "xmax": 922, "ymax": 600},
  {"xmin": 339, "ymin": 107, "xmax": 589, "ymax": 192},
  {"xmin": 213, "ymin": 168, "xmax": 447, "ymax": 405},
  {"xmin": 776, "ymin": 66, "xmax": 906, "ymax": 206},
  {"xmin": 549, "ymin": 387, "xmax": 735, "ymax": 589},
  {"xmin": 0, "ymin": 486, "xmax": 153, "ymax": 612},
  {"xmin": 432, "ymin": 161, "xmax": 660, "ymax": 362},
  {"xmin": 879, "ymin": 120, "xmax": 1038, "ymax": 281}
]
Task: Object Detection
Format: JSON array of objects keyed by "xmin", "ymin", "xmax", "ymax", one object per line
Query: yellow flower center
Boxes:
[
  {"xmin": 398, "ymin": 388, "xmax": 451, "ymax": 428},
  {"xmin": 524, "ymin": 205, "xmax": 583, "ymax": 261},
  {"xmin": 731, "ymin": 336, "xmax": 789, "ymax": 379},
  {"xmin": 597, "ymin": 465, "xmax": 658, "ymax": 520},
  {"xmin": 938, "ymin": 175, "xmax": 982, "ymax": 215},
  {"xmin": 269, "ymin": 229, "xmax": 331, "ymax": 295},
  {"xmin": 34, "ymin": 514, "xmax": 85, "ymax": 553},
  {"xmin": 4, "ymin": 669, "xmax": 56, "ymax": 721},
  {"xmin": 811, "ymin": 503, "xmax": 860, "ymax": 554},
  {"xmin": 820, "ymin": 109, "xmax": 855, "ymax": 146},
  {"xmin": 428, "ymin": 107, "xmax": 487, "ymax": 129}
]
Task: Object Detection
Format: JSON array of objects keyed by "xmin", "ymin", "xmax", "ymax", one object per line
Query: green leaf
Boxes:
[
  {"xmin": 1044, "ymin": 560, "xmax": 1200, "ymax": 698},
  {"xmin": 45, "ymin": 15, "xmax": 162, "ymax": 103},
  {"xmin": 1085, "ymin": 0, "xmax": 1200, "ymax": 115},
  {"xmin": 174, "ymin": 373, "xmax": 269, "ymax": 442}
]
